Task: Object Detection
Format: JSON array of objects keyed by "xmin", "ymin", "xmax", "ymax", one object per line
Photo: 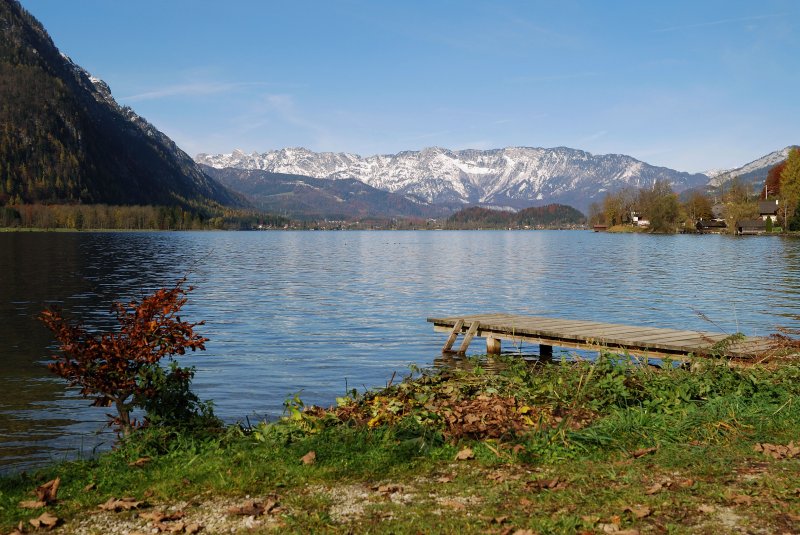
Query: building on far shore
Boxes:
[
  {"xmin": 695, "ymin": 220, "xmax": 727, "ymax": 234},
  {"xmin": 736, "ymin": 219, "xmax": 767, "ymax": 235},
  {"xmin": 759, "ymin": 199, "xmax": 779, "ymax": 222}
]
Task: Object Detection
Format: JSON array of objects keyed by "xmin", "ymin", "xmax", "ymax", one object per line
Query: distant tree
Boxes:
[
  {"xmin": 683, "ymin": 190, "xmax": 713, "ymax": 221},
  {"xmin": 723, "ymin": 201, "xmax": 759, "ymax": 233},
  {"xmin": 588, "ymin": 202, "xmax": 605, "ymax": 226},
  {"xmin": 602, "ymin": 187, "xmax": 636, "ymax": 227},
  {"xmin": 602, "ymin": 192, "xmax": 624, "ymax": 226},
  {"xmin": 638, "ymin": 180, "xmax": 680, "ymax": 233},
  {"xmin": 40, "ymin": 279, "xmax": 209, "ymax": 437},
  {"xmin": 724, "ymin": 177, "xmax": 753, "ymax": 204},
  {"xmin": 763, "ymin": 160, "xmax": 785, "ymax": 199},
  {"xmin": 780, "ymin": 148, "xmax": 800, "ymax": 230}
]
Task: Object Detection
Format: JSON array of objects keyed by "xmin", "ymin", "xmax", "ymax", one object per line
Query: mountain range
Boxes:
[
  {"xmin": 196, "ymin": 147, "xmax": 712, "ymax": 214},
  {"xmin": 3, "ymin": 0, "xmax": 795, "ymax": 222},
  {"xmin": 0, "ymin": 0, "xmax": 242, "ymax": 211},
  {"xmin": 199, "ymin": 166, "xmax": 449, "ymax": 220},
  {"xmin": 706, "ymin": 146, "xmax": 797, "ymax": 190}
]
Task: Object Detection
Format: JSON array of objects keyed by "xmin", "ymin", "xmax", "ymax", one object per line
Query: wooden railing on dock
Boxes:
[{"xmin": 427, "ymin": 314, "xmax": 772, "ymax": 361}]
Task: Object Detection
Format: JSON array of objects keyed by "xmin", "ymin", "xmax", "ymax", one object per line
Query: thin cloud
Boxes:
[
  {"xmin": 654, "ymin": 14, "xmax": 783, "ymax": 33},
  {"xmin": 260, "ymin": 93, "xmax": 334, "ymax": 148},
  {"xmin": 508, "ymin": 71, "xmax": 599, "ymax": 84},
  {"xmin": 579, "ymin": 130, "xmax": 608, "ymax": 144},
  {"xmin": 122, "ymin": 81, "xmax": 275, "ymax": 102}
]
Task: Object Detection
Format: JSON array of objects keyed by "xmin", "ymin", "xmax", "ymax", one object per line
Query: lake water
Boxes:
[{"xmin": 2, "ymin": 230, "xmax": 800, "ymax": 473}]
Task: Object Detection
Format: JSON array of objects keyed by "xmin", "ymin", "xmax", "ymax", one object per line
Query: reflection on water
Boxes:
[{"xmin": 2, "ymin": 231, "xmax": 800, "ymax": 472}]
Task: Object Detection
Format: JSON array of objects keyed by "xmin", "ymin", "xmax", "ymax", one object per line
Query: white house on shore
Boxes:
[{"xmin": 759, "ymin": 199, "xmax": 779, "ymax": 222}]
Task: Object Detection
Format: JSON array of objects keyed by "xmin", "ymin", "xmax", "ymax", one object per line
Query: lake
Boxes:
[{"xmin": 2, "ymin": 230, "xmax": 800, "ymax": 473}]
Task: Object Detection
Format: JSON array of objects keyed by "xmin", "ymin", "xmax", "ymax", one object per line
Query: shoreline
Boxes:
[{"xmin": 2, "ymin": 354, "xmax": 799, "ymax": 534}]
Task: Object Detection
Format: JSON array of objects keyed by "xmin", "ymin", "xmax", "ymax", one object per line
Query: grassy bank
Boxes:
[{"xmin": 2, "ymin": 354, "xmax": 799, "ymax": 534}]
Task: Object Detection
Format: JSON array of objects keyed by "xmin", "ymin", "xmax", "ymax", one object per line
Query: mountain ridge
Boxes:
[
  {"xmin": 200, "ymin": 165, "xmax": 451, "ymax": 220},
  {"xmin": 708, "ymin": 146, "xmax": 797, "ymax": 189},
  {"xmin": 196, "ymin": 146, "xmax": 709, "ymax": 212}
]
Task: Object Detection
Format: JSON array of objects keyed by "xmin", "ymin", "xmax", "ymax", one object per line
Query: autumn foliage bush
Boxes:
[{"xmin": 40, "ymin": 279, "xmax": 216, "ymax": 437}]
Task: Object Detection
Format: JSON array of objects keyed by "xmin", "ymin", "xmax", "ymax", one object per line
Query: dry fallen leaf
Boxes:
[
  {"xmin": 227, "ymin": 498, "xmax": 277, "ymax": 517},
  {"xmin": 440, "ymin": 498, "xmax": 466, "ymax": 511},
  {"xmin": 644, "ymin": 483, "xmax": 663, "ymax": 495},
  {"xmin": 158, "ymin": 520, "xmax": 189, "ymax": 533},
  {"xmin": 139, "ymin": 510, "xmax": 185, "ymax": 522},
  {"xmin": 185, "ymin": 523, "xmax": 202, "ymax": 534},
  {"xmin": 128, "ymin": 457, "xmax": 152, "ymax": 467},
  {"xmin": 623, "ymin": 505, "xmax": 652, "ymax": 519},
  {"xmin": 377, "ymin": 484, "xmax": 403, "ymax": 494},
  {"xmin": 29, "ymin": 511, "xmax": 60, "ymax": 530},
  {"xmin": 455, "ymin": 447, "xmax": 475, "ymax": 461},
  {"xmin": 35, "ymin": 477, "xmax": 60, "ymax": 504},
  {"xmin": 518, "ymin": 497, "xmax": 534, "ymax": 507},
  {"xmin": 83, "ymin": 482, "xmax": 97, "ymax": 492},
  {"xmin": 19, "ymin": 500, "xmax": 46, "ymax": 509},
  {"xmin": 754, "ymin": 441, "xmax": 800, "ymax": 460},
  {"xmin": 731, "ymin": 494, "xmax": 753, "ymax": 506},
  {"xmin": 98, "ymin": 496, "xmax": 144, "ymax": 511},
  {"xmin": 630, "ymin": 447, "xmax": 658, "ymax": 459},
  {"xmin": 300, "ymin": 451, "xmax": 316, "ymax": 465},
  {"xmin": 600, "ymin": 525, "xmax": 639, "ymax": 535},
  {"xmin": 528, "ymin": 477, "xmax": 568, "ymax": 491},
  {"xmin": 698, "ymin": 504, "xmax": 715, "ymax": 514}
]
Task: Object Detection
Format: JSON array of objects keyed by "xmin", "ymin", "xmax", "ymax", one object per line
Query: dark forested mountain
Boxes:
[
  {"xmin": 201, "ymin": 165, "xmax": 450, "ymax": 220},
  {"xmin": 447, "ymin": 204, "xmax": 585, "ymax": 228},
  {"xmin": 0, "ymin": 0, "xmax": 243, "ymax": 210}
]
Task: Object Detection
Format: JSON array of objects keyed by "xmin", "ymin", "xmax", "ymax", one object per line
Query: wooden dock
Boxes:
[{"xmin": 427, "ymin": 314, "xmax": 773, "ymax": 361}]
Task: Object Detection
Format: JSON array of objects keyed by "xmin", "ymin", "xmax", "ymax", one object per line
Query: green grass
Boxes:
[{"xmin": 2, "ymin": 355, "xmax": 799, "ymax": 533}]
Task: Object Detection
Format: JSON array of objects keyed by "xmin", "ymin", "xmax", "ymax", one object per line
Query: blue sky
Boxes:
[{"xmin": 20, "ymin": 0, "xmax": 799, "ymax": 172}]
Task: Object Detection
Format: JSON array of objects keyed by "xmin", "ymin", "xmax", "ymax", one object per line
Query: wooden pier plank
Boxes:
[{"xmin": 428, "ymin": 314, "xmax": 768, "ymax": 360}]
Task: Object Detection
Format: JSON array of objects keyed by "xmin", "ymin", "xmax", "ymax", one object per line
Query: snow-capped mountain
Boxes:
[
  {"xmin": 708, "ymin": 146, "xmax": 797, "ymax": 188},
  {"xmin": 196, "ymin": 147, "xmax": 709, "ymax": 212}
]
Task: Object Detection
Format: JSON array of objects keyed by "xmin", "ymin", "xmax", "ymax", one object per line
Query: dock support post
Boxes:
[
  {"xmin": 539, "ymin": 344, "xmax": 553, "ymax": 362},
  {"xmin": 486, "ymin": 336, "xmax": 501, "ymax": 354},
  {"xmin": 442, "ymin": 319, "xmax": 465, "ymax": 352},
  {"xmin": 457, "ymin": 321, "xmax": 480, "ymax": 355}
]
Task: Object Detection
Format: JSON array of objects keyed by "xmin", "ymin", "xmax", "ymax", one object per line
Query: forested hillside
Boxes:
[
  {"xmin": 0, "ymin": 0, "xmax": 242, "ymax": 211},
  {"xmin": 446, "ymin": 204, "xmax": 585, "ymax": 229}
]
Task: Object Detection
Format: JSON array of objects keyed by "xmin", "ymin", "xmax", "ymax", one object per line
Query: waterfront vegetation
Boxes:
[
  {"xmin": 0, "ymin": 204, "xmax": 289, "ymax": 231},
  {"xmin": 1, "ymin": 352, "xmax": 799, "ymax": 533},
  {"xmin": 591, "ymin": 147, "xmax": 800, "ymax": 234}
]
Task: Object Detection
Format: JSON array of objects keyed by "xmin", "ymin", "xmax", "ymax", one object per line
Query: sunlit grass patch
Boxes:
[{"xmin": 1, "ymin": 353, "xmax": 799, "ymax": 533}]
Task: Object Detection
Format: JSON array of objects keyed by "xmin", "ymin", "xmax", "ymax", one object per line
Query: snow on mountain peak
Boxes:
[
  {"xmin": 196, "ymin": 146, "xmax": 710, "ymax": 212},
  {"xmin": 707, "ymin": 146, "xmax": 796, "ymax": 187}
]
